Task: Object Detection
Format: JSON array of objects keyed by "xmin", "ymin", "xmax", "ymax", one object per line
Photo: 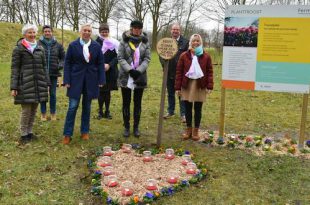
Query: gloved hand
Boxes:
[{"xmin": 129, "ymin": 69, "xmax": 141, "ymax": 80}]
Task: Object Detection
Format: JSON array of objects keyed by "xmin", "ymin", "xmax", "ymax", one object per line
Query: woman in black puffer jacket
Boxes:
[{"xmin": 10, "ymin": 24, "xmax": 50, "ymax": 144}]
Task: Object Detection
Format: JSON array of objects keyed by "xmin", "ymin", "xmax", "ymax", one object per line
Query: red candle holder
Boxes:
[
  {"xmin": 103, "ymin": 146, "xmax": 113, "ymax": 156},
  {"xmin": 105, "ymin": 175, "xmax": 118, "ymax": 187},
  {"xmin": 165, "ymin": 148, "xmax": 175, "ymax": 160},
  {"xmin": 121, "ymin": 181, "xmax": 134, "ymax": 196},
  {"xmin": 167, "ymin": 171, "xmax": 179, "ymax": 184},
  {"xmin": 143, "ymin": 151, "xmax": 153, "ymax": 162},
  {"xmin": 103, "ymin": 166, "xmax": 115, "ymax": 176},
  {"xmin": 98, "ymin": 156, "xmax": 112, "ymax": 167},
  {"xmin": 186, "ymin": 162, "xmax": 197, "ymax": 175},
  {"xmin": 122, "ymin": 144, "xmax": 132, "ymax": 153},
  {"xmin": 146, "ymin": 179, "xmax": 158, "ymax": 190},
  {"xmin": 181, "ymin": 154, "xmax": 191, "ymax": 166}
]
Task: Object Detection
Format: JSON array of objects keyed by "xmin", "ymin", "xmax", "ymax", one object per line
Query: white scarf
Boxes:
[
  {"xmin": 185, "ymin": 55, "xmax": 204, "ymax": 79},
  {"xmin": 80, "ymin": 39, "xmax": 91, "ymax": 63}
]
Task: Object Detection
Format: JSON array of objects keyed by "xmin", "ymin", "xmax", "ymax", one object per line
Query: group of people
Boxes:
[{"xmin": 10, "ymin": 20, "xmax": 213, "ymax": 145}]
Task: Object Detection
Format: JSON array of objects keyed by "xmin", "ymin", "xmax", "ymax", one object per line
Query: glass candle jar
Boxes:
[
  {"xmin": 186, "ymin": 162, "xmax": 197, "ymax": 175},
  {"xmin": 167, "ymin": 171, "xmax": 179, "ymax": 184},
  {"xmin": 105, "ymin": 175, "xmax": 118, "ymax": 187},
  {"xmin": 143, "ymin": 151, "xmax": 153, "ymax": 162},
  {"xmin": 146, "ymin": 179, "xmax": 158, "ymax": 191},
  {"xmin": 181, "ymin": 154, "xmax": 191, "ymax": 166},
  {"xmin": 98, "ymin": 156, "xmax": 112, "ymax": 167},
  {"xmin": 103, "ymin": 146, "xmax": 113, "ymax": 156},
  {"xmin": 165, "ymin": 148, "xmax": 175, "ymax": 160},
  {"xmin": 103, "ymin": 166, "xmax": 115, "ymax": 176},
  {"xmin": 121, "ymin": 181, "xmax": 134, "ymax": 196},
  {"xmin": 122, "ymin": 144, "xmax": 132, "ymax": 153}
]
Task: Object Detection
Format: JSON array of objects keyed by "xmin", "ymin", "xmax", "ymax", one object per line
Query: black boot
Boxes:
[
  {"xmin": 123, "ymin": 108, "xmax": 130, "ymax": 137},
  {"xmin": 19, "ymin": 135, "xmax": 31, "ymax": 144},
  {"xmin": 97, "ymin": 111, "xmax": 104, "ymax": 120},
  {"xmin": 104, "ymin": 110, "xmax": 112, "ymax": 119},
  {"xmin": 28, "ymin": 133, "xmax": 37, "ymax": 141},
  {"xmin": 123, "ymin": 127, "xmax": 130, "ymax": 138},
  {"xmin": 133, "ymin": 127, "xmax": 140, "ymax": 138}
]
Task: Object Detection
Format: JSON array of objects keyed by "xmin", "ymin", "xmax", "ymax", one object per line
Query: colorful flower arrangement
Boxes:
[
  {"xmin": 224, "ymin": 26, "xmax": 258, "ymax": 47},
  {"xmin": 88, "ymin": 145, "xmax": 208, "ymax": 205},
  {"xmin": 202, "ymin": 131, "xmax": 310, "ymax": 157}
]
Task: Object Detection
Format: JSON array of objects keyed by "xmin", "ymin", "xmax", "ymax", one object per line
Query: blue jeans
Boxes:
[
  {"xmin": 167, "ymin": 78, "xmax": 185, "ymax": 117},
  {"xmin": 63, "ymin": 95, "xmax": 92, "ymax": 137},
  {"xmin": 40, "ymin": 76, "xmax": 57, "ymax": 114}
]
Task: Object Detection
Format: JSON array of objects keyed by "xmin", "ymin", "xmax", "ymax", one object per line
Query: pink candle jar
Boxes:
[
  {"xmin": 143, "ymin": 151, "xmax": 153, "ymax": 162},
  {"xmin": 98, "ymin": 156, "xmax": 112, "ymax": 167},
  {"xmin": 121, "ymin": 181, "xmax": 134, "ymax": 196},
  {"xmin": 181, "ymin": 154, "xmax": 191, "ymax": 166},
  {"xmin": 186, "ymin": 162, "xmax": 197, "ymax": 175},
  {"xmin": 105, "ymin": 175, "xmax": 118, "ymax": 187},
  {"xmin": 167, "ymin": 171, "xmax": 179, "ymax": 184},
  {"xmin": 146, "ymin": 179, "xmax": 158, "ymax": 191},
  {"xmin": 165, "ymin": 148, "xmax": 175, "ymax": 160},
  {"xmin": 103, "ymin": 146, "xmax": 113, "ymax": 156},
  {"xmin": 122, "ymin": 144, "xmax": 132, "ymax": 153},
  {"xmin": 103, "ymin": 166, "xmax": 115, "ymax": 176}
]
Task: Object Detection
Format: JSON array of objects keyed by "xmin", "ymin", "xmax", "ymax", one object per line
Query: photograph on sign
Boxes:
[{"xmin": 222, "ymin": 5, "xmax": 310, "ymax": 93}]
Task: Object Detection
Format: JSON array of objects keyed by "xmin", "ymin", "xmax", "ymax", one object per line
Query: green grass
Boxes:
[
  {"xmin": 0, "ymin": 34, "xmax": 310, "ymax": 204},
  {"xmin": 0, "ymin": 22, "xmax": 79, "ymax": 62}
]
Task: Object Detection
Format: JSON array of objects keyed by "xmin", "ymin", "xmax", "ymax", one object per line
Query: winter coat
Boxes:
[
  {"xmin": 175, "ymin": 50, "xmax": 214, "ymax": 91},
  {"xmin": 10, "ymin": 39, "xmax": 50, "ymax": 104},
  {"xmin": 159, "ymin": 35, "xmax": 189, "ymax": 79},
  {"xmin": 96, "ymin": 36, "xmax": 118, "ymax": 90},
  {"xmin": 117, "ymin": 31, "xmax": 151, "ymax": 89},
  {"xmin": 63, "ymin": 38, "xmax": 105, "ymax": 99},
  {"xmin": 38, "ymin": 37, "xmax": 65, "ymax": 77}
]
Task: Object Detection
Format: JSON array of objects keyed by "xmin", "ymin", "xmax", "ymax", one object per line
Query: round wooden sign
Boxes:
[{"xmin": 156, "ymin": 38, "xmax": 178, "ymax": 60}]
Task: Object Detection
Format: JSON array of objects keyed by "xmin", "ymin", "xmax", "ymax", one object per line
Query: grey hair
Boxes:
[
  {"xmin": 80, "ymin": 23, "xmax": 93, "ymax": 32},
  {"xmin": 189, "ymin": 34, "xmax": 203, "ymax": 50},
  {"xmin": 22, "ymin": 24, "xmax": 38, "ymax": 35}
]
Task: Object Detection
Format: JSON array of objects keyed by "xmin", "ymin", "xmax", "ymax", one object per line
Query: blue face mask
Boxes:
[{"xmin": 194, "ymin": 45, "xmax": 203, "ymax": 56}]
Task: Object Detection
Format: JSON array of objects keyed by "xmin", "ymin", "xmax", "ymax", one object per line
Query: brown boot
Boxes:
[
  {"xmin": 192, "ymin": 128, "xmax": 200, "ymax": 141},
  {"xmin": 182, "ymin": 127, "xmax": 192, "ymax": 140},
  {"xmin": 62, "ymin": 136, "xmax": 71, "ymax": 145},
  {"xmin": 81, "ymin": 133, "xmax": 89, "ymax": 140}
]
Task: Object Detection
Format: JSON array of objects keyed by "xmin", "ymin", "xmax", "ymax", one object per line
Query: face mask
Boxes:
[{"xmin": 194, "ymin": 45, "xmax": 203, "ymax": 56}]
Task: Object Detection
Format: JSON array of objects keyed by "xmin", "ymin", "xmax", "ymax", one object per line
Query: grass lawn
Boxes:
[{"xmin": 0, "ymin": 50, "xmax": 310, "ymax": 205}]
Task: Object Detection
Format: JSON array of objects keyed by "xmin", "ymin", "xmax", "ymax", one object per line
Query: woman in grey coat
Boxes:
[
  {"xmin": 118, "ymin": 20, "xmax": 151, "ymax": 137},
  {"xmin": 10, "ymin": 24, "xmax": 50, "ymax": 144}
]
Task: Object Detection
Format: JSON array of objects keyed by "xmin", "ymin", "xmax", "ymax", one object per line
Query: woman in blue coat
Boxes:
[{"xmin": 62, "ymin": 23, "xmax": 105, "ymax": 144}]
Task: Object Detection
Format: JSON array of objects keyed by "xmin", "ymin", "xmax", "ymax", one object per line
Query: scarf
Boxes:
[
  {"xmin": 21, "ymin": 39, "xmax": 37, "ymax": 53},
  {"xmin": 185, "ymin": 53, "xmax": 204, "ymax": 79},
  {"xmin": 127, "ymin": 41, "xmax": 141, "ymax": 90},
  {"xmin": 101, "ymin": 37, "xmax": 118, "ymax": 54},
  {"xmin": 80, "ymin": 38, "xmax": 91, "ymax": 63}
]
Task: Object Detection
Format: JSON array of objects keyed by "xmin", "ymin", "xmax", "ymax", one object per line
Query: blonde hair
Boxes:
[
  {"xmin": 22, "ymin": 24, "xmax": 38, "ymax": 35},
  {"xmin": 189, "ymin": 34, "xmax": 203, "ymax": 50},
  {"xmin": 80, "ymin": 23, "xmax": 92, "ymax": 32}
]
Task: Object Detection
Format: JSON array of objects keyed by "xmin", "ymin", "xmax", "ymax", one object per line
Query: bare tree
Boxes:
[
  {"xmin": 65, "ymin": 0, "xmax": 83, "ymax": 31},
  {"xmin": 117, "ymin": 0, "xmax": 149, "ymax": 22},
  {"xmin": 85, "ymin": 0, "xmax": 119, "ymax": 24},
  {"xmin": 182, "ymin": 0, "xmax": 204, "ymax": 36},
  {"xmin": 146, "ymin": 0, "xmax": 179, "ymax": 49}
]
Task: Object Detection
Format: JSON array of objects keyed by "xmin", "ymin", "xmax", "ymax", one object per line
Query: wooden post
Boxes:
[
  {"xmin": 299, "ymin": 93, "xmax": 309, "ymax": 149},
  {"xmin": 157, "ymin": 61, "xmax": 169, "ymax": 147},
  {"xmin": 219, "ymin": 87, "xmax": 226, "ymax": 137}
]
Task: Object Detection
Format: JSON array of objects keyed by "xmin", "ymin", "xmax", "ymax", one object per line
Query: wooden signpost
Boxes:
[{"xmin": 156, "ymin": 38, "xmax": 178, "ymax": 147}]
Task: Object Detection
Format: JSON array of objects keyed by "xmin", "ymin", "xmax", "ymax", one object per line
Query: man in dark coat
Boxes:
[
  {"xmin": 38, "ymin": 25, "xmax": 65, "ymax": 121},
  {"xmin": 159, "ymin": 23, "xmax": 189, "ymax": 123},
  {"xmin": 62, "ymin": 23, "xmax": 105, "ymax": 144}
]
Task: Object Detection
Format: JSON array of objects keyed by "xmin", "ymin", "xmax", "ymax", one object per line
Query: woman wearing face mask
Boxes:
[
  {"xmin": 175, "ymin": 34, "xmax": 213, "ymax": 141},
  {"xmin": 62, "ymin": 23, "xmax": 105, "ymax": 144},
  {"xmin": 118, "ymin": 20, "xmax": 151, "ymax": 138},
  {"xmin": 10, "ymin": 24, "xmax": 50, "ymax": 144},
  {"xmin": 96, "ymin": 23, "xmax": 119, "ymax": 120}
]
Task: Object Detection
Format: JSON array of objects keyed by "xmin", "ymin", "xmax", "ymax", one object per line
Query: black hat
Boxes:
[{"xmin": 130, "ymin": 20, "xmax": 143, "ymax": 29}]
